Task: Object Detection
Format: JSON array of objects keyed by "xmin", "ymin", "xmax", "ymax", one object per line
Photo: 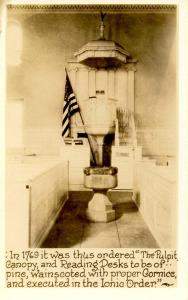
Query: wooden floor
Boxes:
[{"xmin": 42, "ymin": 191, "xmax": 158, "ymax": 248}]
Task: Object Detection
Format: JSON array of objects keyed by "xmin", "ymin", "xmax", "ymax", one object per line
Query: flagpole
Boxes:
[
  {"xmin": 77, "ymin": 105, "xmax": 97, "ymax": 166},
  {"xmin": 65, "ymin": 68, "xmax": 97, "ymax": 166}
]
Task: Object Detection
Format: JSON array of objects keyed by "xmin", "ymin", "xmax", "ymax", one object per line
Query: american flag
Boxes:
[{"xmin": 62, "ymin": 73, "xmax": 79, "ymax": 137}]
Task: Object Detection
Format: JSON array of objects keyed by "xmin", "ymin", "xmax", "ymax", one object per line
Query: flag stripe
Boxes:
[
  {"xmin": 68, "ymin": 95, "xmax": 75, "ymax": 101},
  {"xmin": 62, "ymin": 123, "xmax": 69, "ymax": 137},
  {"xmin": 63, "ymin": 107, "xmax": 69, "ymax": 121},
  {"xmin": 62, "ymin": 114, "xmax": 69, "ymax": 126},
  {"xmin": 69, "ymin": 102, "xmax": 79, "ymax": 110},
  {"xmin": 63, "ymin": 102, "xmax": 69, "ymax": 113},
  {"xmin": 68, "ymin": 100, "xmax": 77, "ymax": 107},
  {"xmin": 69, "ymin": 107, "xmax": 79, "ymax": 117},
  {"xmin": 62, "ymin": 115, "xmax": 69, "ymax": 129},
  {"xmin": 63, "ymin": 97, "xmax": 77, "ymax": 113}
]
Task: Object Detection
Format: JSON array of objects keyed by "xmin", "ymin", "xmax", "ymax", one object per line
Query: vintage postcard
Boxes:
[{"xmin": 1, "ymin": 0, "xmax": 188, "ymax": 299}]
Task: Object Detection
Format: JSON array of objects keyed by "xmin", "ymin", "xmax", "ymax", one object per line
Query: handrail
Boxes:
[
  {"xmin": 116, "ymin": 108, "xmax": 137, "ymax": 148},
  {"xmin": 130, "ymin": 112, "xmax": 137, "ymax": 148}
]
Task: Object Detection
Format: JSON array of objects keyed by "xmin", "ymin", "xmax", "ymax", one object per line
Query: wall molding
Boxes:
[{"xmin": 7, "ymin": 4, "xmax": 177, "ymax": 13}]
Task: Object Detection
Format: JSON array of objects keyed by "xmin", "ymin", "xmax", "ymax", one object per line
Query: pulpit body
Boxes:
[
  {"xmin": 67, "ymin": 63, "xmax": 136, "ymax": 153},
  {"xmin": 84, "ymin": 96, "xmax": 116, "ymax": 166},
  {"xmin": 66, "ymin": 13, "xmax": 137, "ymax": 222}
]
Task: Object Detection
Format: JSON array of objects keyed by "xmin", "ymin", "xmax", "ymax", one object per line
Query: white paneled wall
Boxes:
[
  {"xmin": 61, "ymin": 145, "xmax": 90, "ymax": 191},
  {"xmin": 112, "ymin": 146, "xmax": 134, "ymax": 189},
  {"xmin": 133, "ymin": 162, "xmax": 177, "ymax": 248},
  {"xmin": 6, "ymin": 183, "xmax": 30, "ymax": 248},
  {"xmin": 6, "ymin": 160, "xmax": 68, "ymax": 248},
  {"xmin": 30, "ymin": 161, "xmax": 68, "ymax": 247}
]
